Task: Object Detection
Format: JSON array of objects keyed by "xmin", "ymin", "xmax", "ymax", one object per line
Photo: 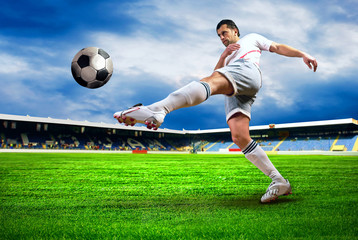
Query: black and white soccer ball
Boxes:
[{"xmin": 71, "ymin": 47, "xmax": 113, "ymax": 89}]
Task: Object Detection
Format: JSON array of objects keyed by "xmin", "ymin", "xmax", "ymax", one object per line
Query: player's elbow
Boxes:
[{"xmin": 269, "ymin": 42, "xmax": 279, "ymax": 53}]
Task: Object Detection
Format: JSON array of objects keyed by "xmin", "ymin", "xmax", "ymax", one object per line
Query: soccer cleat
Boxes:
[
  {"xmin": 260, "ymin": 179, "xmax": 292, "ymax": 203},
  {"xmin": 113, "ymin": 104, "xmax": 166, "ymax": 130}
]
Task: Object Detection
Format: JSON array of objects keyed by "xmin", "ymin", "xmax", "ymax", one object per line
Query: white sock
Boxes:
[
  {"xmin": 243, "ymin": 140, "xmax": 285, "ymax": 183},
  {"xmin": 148, "ymin": 81, "xmax": 211, "ymax": 114}
]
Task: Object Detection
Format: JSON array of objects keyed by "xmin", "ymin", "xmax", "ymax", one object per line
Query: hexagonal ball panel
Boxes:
[
  {"xmin": 80, "ymin": 66, "xmax": 97, "ymax": 82},
  {"xmin": 105, "ymin": 58, "xmax": 113, "ymax": 74},
  {"xmin": 90, "ymin": 54, "xmax": 106, "ymax": 70},
  {"xmin": 81, "ymin": 47, "xmax": 99, "ymax": 57}
]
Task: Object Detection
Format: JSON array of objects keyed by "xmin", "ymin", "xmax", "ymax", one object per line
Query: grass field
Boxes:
[{"xmin": 0, "ymin": 153, "xmax": 357, "ymax": 239}]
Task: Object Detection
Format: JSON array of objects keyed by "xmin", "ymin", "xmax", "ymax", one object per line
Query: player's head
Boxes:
[{"xmin": 216, "ymin": 19, "xmax": 240, "ymax": 47}]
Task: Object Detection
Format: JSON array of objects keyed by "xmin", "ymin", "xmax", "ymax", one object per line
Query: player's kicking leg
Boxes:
[{"xmin": 113, "ymin": 71, "xmax": 234, "ymax": 129}]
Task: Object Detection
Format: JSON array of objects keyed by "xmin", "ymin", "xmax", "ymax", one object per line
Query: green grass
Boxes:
[{"xmin": 0, "ymin": 153, "xmax": 357, "ymax": 239}]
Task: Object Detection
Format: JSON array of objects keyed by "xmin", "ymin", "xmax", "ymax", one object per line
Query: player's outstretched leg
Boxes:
[{"xmin": 114, "ymin": 81, "xmax": 211, "ymax": 130}]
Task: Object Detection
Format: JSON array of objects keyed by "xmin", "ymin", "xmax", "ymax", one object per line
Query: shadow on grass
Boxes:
[
  {"xmin": 197, "ymin": 194, "xmax": 299, "ymax": 208},
  {"xmin": 100, "ymin": 194, "xmax": 300, "ymax": 211}
]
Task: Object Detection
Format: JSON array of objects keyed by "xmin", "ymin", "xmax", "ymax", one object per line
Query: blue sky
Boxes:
[{"xmin": 0, "ymin": 0, "xmax": 357, "ymax": 130}]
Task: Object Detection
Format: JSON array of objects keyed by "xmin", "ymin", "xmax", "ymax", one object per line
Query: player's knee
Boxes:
[
  {"xmin": 231, "ymin": 134, "xmax": 243, "ymax": 146},
  {"xmin": 231, "ymin": 133, "xmax": 251, "ymax": 149},
  {"xmin": 201, "ymin": 72, "xmax": 233, "ymax": 95}
]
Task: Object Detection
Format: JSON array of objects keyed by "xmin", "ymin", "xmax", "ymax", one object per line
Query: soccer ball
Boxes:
[{"xmin": 71, "ymin": 47, "xmax": 113, "ymax": 89}]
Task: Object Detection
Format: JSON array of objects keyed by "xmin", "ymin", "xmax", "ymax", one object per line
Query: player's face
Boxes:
[{"xmin": 217, "ymin": 24, "xmax": 238, "ymax": 47}]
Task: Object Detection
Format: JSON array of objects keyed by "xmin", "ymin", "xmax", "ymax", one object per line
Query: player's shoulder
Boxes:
[
  {"xmin": 241, "ymin": 33, "xmax": 271, "ymax": 44},
  {"xmin": 242, "ymin": 33, "xmax": 265, "ymax": 39}
]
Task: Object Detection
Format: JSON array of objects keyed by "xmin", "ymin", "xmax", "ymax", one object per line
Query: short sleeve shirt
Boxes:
[{"xmin": 224, "ymin": 33, "xmax": 273, "ymax": 66}]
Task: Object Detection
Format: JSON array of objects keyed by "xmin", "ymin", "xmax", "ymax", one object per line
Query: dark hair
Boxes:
[{"xmin": 216, "ymin": 19, "xmax": 240, "ymax": 37}]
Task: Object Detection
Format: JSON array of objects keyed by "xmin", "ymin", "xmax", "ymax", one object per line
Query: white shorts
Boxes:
[{"xmin": 215, "ymin": 59, "xmax": 262, "ymax": 121}]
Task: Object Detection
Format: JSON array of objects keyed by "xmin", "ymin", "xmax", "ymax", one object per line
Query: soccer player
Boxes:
[{"xmin": 114, "ymin": 19, "xmax": 318, "ymax": 203}]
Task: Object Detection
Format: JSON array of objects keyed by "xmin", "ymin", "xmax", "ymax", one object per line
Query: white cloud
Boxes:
[
  {"xmin": 315, "ymin": 22, "xmax": 358, "ymax": 78},
  {"xmin": 0, "ymin": 54, "xmax": 30, "ymax": 74},
  {"xmin": 91, "ymin": 31, "xmax": 219, "ymax": 87}
]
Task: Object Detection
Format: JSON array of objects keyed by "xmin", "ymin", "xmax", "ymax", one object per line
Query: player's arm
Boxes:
[
  {"xmin": 214, "ymin": 43, "xmax": 241, "ymax": 70},
  {"xmin": 269, "ymin": 42, "xmax": 318, "ymax": 72},
  {"xmin": 214, "ymin": 56, "xmax": 226, "ymax": 70}
]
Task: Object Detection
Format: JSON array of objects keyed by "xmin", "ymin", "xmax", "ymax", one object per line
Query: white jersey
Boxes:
[{"xmin": 224, "ymin": 33, "xmax": 273, "ymax": 66}]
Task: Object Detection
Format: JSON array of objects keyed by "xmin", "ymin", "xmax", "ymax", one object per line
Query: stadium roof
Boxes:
[
  {"xmin": 0, "ymin": 113, "xmax": 185, "ymax": 134},
  {"xmin": 189, "ymin": 118, "xmax": 358, "ymax": 134},
  {"xmin": 0, "ymin": 113, "xmax": 357, "ymax": 135},
  {"xmin": 0, "ymin": 114, "xmax": 358, "ymax": 134}
]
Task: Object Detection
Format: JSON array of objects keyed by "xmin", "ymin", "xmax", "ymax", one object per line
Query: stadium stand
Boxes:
[
  {"xmin": 277, "ymin": 136, "xmax": 331, "ymax": 151},
  {"xmin": 0, "ymin": 114, "xmax": 357, "ymax": 152},
  {"xmin": 205, "ymin": 140, "xmax": 233, "ymax": 152},
  {"xmin": 255, "ymin": 138, "xmax": 283, "ymax": 152},
  {"xmin": 335, "ymin": 134, "xmax": 357, "ymax": 151}
]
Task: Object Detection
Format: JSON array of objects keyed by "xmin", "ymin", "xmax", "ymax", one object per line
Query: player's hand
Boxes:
[
  {"xmin": 222, "ymin": 43, "xmax": 240, "ymax": 58},
  {"xmin": 303, "ymin": 53, "xmax": 318, "ymax": 72}
]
